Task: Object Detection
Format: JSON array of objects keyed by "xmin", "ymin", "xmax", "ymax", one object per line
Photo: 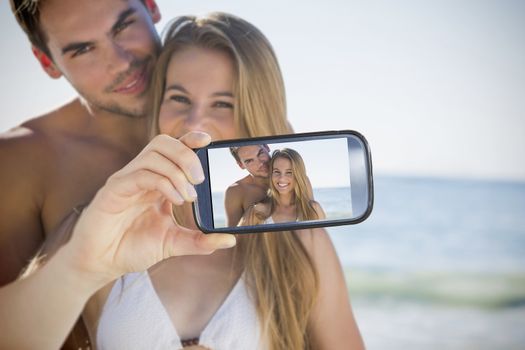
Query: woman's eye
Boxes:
[
  {"xmin": 213, "ymin": 101, "xmax": 233, "ymax": 109},
  {"xmin": 170, "ymin": 95, "xmax": 191, "ymax": 104}
]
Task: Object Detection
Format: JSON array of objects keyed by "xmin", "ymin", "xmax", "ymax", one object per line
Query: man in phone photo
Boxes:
[{"xmin": 225, "ymin": 144, "xmax": 272, "ymax": 226}]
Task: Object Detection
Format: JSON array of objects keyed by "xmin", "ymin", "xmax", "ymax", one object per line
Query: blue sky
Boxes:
[
  {"xmin": 1, "ymin": 0, "xmax": 524, "ymax": 181},
  {"xmin": 208, "ymin": 138, "xmax": 351, "ymax": 191}
]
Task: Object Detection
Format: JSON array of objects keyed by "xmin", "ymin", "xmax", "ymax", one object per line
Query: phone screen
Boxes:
[{"xmin": 207, "ymin": 137, "xmax": 353, "ymax": 228}]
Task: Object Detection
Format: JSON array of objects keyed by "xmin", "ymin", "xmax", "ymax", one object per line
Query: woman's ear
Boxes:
[
  {"xmin": 144, "ymin": 0, "xmax": 161, "ymax": 23},
  {"xmin": 31, "ymin": 46, "xmax": 62, "ymax": 79}
]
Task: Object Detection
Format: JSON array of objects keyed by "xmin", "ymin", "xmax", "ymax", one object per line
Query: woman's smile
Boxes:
[{"xmin": 272, "ymin": 157, "xmax": 295, "ymax": 194}]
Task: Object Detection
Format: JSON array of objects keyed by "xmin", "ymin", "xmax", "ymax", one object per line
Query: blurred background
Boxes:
[{"xmin": 1, "ymin": 0, "xmax": 524, "ymax": 348}]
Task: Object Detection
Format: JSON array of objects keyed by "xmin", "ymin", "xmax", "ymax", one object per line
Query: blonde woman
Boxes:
[
  {"xmin": 241, "ymin": 148, "xmax": 326, "ymax": 226},
  {"xmin": 86, "ymin": 13, "xmax": 364, "ymax": 349}
]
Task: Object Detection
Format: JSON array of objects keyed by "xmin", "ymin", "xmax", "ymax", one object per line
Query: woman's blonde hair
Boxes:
[
  {"xmin": 148, "ymin": 13, "xmax": 290, "ymax": 139},
  {"xmin": 269, "ymin": 148, "xmax": 319, "ymax": 221},
  {"xmin": 148, "ymin": 13, "xmax": 318, "ymax": 350}
]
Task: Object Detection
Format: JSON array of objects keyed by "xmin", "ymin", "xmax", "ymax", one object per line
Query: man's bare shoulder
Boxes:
[
  {"xmin": 225, "ymin": 175, "xmax": 252, "ymax": 193},
  {"xmin": 1, "ymin": 128, "xmax": 48, "ymax": 166},
  {"xmin": 224, "ymin": 182, "xmax": 244, "ymax": 210},
  {"xmin": 0, "ymin": 102, "xmax": 81, "ymax": 182},
  {"xmin": 0, "ymin": 100, "xmax": 81, "ymax": 158},
  {"xmin": 1, "ymin": 119, "xmax": 56, "ymax": 166}
]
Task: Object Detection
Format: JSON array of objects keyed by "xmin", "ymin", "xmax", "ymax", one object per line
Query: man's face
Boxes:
[
  {"xmin": 39, "ymin": 0, "xmax": 161, "ymax": 118},
  {"xmin": 236, "ymin": 145, "xmax": 271, "ymax": 178}
]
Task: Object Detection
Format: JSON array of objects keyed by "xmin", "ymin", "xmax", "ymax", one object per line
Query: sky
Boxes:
[
  {"xmin": 1, "ymin": 0, "xmax": 524, "ymax": 181},
  {"xmin": 207, "ymin": 138, "xmax": 351, "ymax": 191}
]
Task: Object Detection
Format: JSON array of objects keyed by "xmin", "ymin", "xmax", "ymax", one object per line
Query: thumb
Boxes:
[
  {"xmin": 164, "ymin": 226, "xmax": 237, "ymax": 258},
  {"xmin": 178, "ymin": 131, "xmax": 212, "ymax": 149}
]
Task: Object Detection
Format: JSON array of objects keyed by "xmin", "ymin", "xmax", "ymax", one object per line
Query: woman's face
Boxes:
[
  {"xmin": 158, "ymin": 46, "xmax": 236, "ymax": 141},
  {"xmin": 272, "ymin": 157, "xmax": 295, "ymax": 196}
]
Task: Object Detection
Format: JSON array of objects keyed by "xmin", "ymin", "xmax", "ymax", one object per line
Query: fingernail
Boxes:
[
  {"xmin": 186, "ymin": 183, "xmax": 197, "ymax": 199},
  {"xmin": 191, "ymin": 165, "xmax": 205, "ymax": 183},
  {"xmin": 172, "ymin": 189, "xmax": 184, "ymax": 205}
]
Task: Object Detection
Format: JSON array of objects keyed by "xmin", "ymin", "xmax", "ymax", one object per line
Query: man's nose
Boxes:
[{"xmin": 107, "ymin": 42, "xmax": 132, "ymax": 75}]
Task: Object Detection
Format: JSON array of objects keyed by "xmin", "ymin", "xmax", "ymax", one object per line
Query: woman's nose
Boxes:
[{"xmin": 184, "ymin": 106, "xmax": 206, "ymax": 128}]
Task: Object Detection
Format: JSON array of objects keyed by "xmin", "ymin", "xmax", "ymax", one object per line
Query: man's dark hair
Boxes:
[
  {"xmin": 10, "ymin": 0, "xmax": 52, "ymax": 57},
  {"xmin": 10, "ymin": 0, "xmax": 147, "ymax": 59},
  {"xmin": 229, "ymin": 146, "xmax": 242, "ymax": 163},
  {"xmin": 229, "ymin": 144, "xmax": 269, "ymax": 164}
]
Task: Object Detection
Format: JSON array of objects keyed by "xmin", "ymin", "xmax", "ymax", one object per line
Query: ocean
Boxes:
[
  {"xmin": 330, "ymin": 176, "xmax": 525, "ymax": 349},
  {"xmin": 212, "ymin": 176, "xmax": 525, "ymax": 349}
]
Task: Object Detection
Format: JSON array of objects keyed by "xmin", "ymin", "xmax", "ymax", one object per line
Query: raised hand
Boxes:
[{"xmin": 62, "ymin": 132, "xmax": 236, "ymax": 284}]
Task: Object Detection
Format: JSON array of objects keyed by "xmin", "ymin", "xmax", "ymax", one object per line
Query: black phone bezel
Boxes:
[{"xmin": 192, "ymin": 130, "xmax": 374, "ymax": 233}]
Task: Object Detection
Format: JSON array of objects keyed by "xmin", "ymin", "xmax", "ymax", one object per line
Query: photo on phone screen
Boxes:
[{"xmin": 207, "ymin": 137, "xmax": 353, "ymax": 228}]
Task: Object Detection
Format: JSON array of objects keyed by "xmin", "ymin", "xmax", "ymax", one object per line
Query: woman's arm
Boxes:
[
  {"xmin": 0, "ymin": 132, "xmax": 236, "ymax": 349},
  {"xmin": 299, "ymin": 228, "xmax": 365, "ymax": 349},
  {"xmin": 0, "ymin": 242, "xmax": 106, "ymax": 350}
]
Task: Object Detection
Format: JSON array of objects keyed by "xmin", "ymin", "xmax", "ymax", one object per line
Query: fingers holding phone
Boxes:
[
  {"xmin": 104, "ymin": 132, "xmax": 211, "ymax": 209},
  {"xmin": 62, "ymin": 132, "xmax": 236, "ymax": 284}
]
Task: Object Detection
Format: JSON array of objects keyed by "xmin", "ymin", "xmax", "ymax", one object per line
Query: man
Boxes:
[
  {"xmin": 0, "ymin": 0, "xmax": 160, "ymax": 285},
  {"xmin": 0, "ymin": 0, "xmax": 161, "ymax": 347},
  {"xmin": 224, "ymin": 144, "xmax": 272, "ymax": 226}
]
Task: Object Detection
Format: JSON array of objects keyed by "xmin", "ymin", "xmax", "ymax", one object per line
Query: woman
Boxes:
[
  {"xmin": 91, "ymin": 13, "xmax": 363, "ymax": 350},
  {"xmin": 89, "ymin": 12, "xmax": 364, "ymax": 350},
  {"xmin": 241, "ymin": 148, "xmax": 326, "ymax": 226}
]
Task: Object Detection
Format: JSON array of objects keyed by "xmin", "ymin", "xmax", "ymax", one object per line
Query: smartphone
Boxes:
[{"xmin": 193, "ymin": 130, "xmax": 373, "ymax": 233}]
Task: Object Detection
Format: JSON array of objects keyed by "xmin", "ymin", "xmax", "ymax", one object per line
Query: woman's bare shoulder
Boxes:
[
  {"xmin": 295, "ymin": 227, "xmax": 333, "ymax": 259},
  {"xmin": 309, "ymin": 200, "xmax": 326, "ymax": 220},
  {"xmin": 295, "ymin": 228, "xmax": 365, "ymax": 348}
]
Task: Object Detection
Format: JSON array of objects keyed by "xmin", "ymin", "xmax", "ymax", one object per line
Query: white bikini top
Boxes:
[
  {"xmin": 96, "ymin": 271, "xmax": 264, "ymax": 350},
  {"xmin": 263, "ymin": 216, "xmax": 274, "ymax": 224},
  {"xmin": 264, "ymin": 216, "xmax": 298, "ymax": 225}
]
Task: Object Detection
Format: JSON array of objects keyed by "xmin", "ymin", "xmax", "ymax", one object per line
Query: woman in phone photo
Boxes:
[{"xmin": 240, "ymin": 148, "xmax": 326, "ymax": 226}]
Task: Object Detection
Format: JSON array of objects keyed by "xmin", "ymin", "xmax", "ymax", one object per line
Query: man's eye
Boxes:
[
  {"xmin": 115, "ymin": 20, "xmax": 134, "ymax": 34},
  {"xmin": 170, "ymin": 95, "xmax": 191, "ymax": 104},
  {"xmin": 213, "ymin": 101, "xmax": 233, "ymax": 109},
  {"xmin": 72, "ymin": 46, "xmax": 93, "ymax": 58}
]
